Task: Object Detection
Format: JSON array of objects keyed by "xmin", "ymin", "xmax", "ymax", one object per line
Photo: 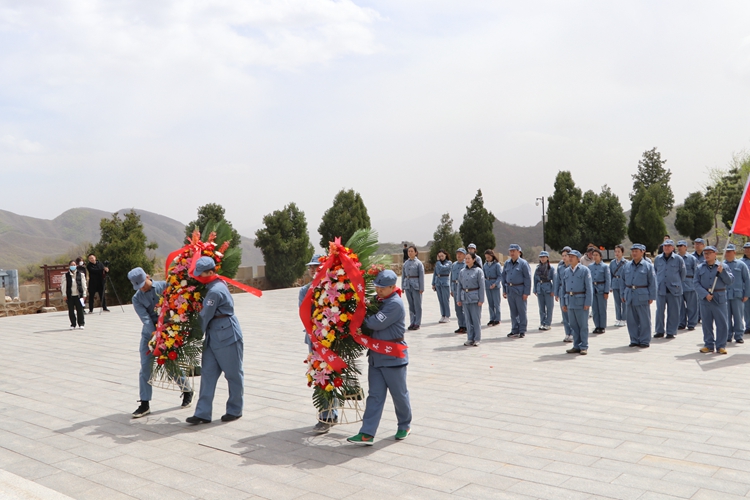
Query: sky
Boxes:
[{"xmin": 1, "ymin": 1, "xmax": 749, "ymax": 245}]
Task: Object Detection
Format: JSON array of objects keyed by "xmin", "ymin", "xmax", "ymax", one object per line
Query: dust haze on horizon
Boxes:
[{"xmin": 1, "ymin": 1, "xmax": 749, "ymax": 245}]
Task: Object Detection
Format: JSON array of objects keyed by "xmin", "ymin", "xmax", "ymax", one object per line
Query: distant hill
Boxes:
[{"xmin": 0, "ymin": 208, "xmax": 264, "ymax": 271}]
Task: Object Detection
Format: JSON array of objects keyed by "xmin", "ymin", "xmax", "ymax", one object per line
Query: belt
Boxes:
[
  {"xmin": 712, "ymin": 288, "xmax": 726, "ymax": 292},
  {"xmin": 391, "ymin": 337, "xmax": 404, "ymax": 343},
  {"xmin": 213, "ymin": 314, "xmax": 231, "ymax": 319},
  {"xmin": 593, "ymin": 281, "xmax": 605, "ymax": 285},
  {"xmin": 438, "ymin": 274, "xmax": 450, "ymax": 276},
  {"xmin": 406, "ymin": 275, "xmax": 419, "ymax": 278},
  {"xmin": 464, "ymin": 288, "xmax": 479, "ymax": 292},
  {"xmin": 452, "ymin": 280, "xmax": 459, "ymax": 283},
  {"xmin": 508, "ymin": 283, "xmax": 524, "ymax": 287},
  {"xmin": 540, "ymin": 279, "xmax": 552, "ymax": 283},
  {"xmin": 568, "ymin": 291, "xmax": 586, "ymax": 295},
  {"xmin": 630, "ymin": 286, "xmax": 648, "ymax": 289},
  {"xmin": 686, "ymin": 275, "xmax": 693, "ymax": 278}
]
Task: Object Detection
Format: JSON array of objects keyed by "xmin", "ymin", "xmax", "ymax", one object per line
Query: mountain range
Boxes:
[{"xmin": 0, "ymin": 208, "xmax": 264, "ymax": 271}]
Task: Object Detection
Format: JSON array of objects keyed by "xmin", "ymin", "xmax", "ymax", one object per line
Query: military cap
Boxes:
[
  {"xmin": 193, "ymin": 256, "xmax": 216, "ymax": 277},
  {"xmin": 306, "ymin": 254, "xmax": 324, "ymax": 266},
  {"xmin": 127, "ymin": 267, "xmax": 147, "ymax": 291},
  {"xmin": 539, "ymin": 251, "xmax": 549, "ymax": 257},
  {"xmin": 744, "ymin": 242, "xmax": 750, "ymax": 249},
  {"xmin": 704, "ymin": 246, "xmax": 717, "ymax": 253},
  {"xmin": 509, "ymin": 244, "xmax": 522, "ymax": 251},
  {"xmin": 677, "ymin": 240, "xmax": 687, "ymax": 247},
  {"xmin": 561, "ymin": 246, "xmax": 572, "ymax": 253},
  {"xmin": 694, "ymin": 238, "xmax": 705, "ymax": 244},
  {"xmin": 631, "ymin": 243, "xmax": 646, "ymax": 251},
  {"xmin": 569, "ymin": 250, "xmax": 582, "ymax": 258},
  {"xmin": 373, "ymin": 269, "xmax": 398, "ymax": 287},
  {"xmin": 468, "ymin": 243, "xmax": 477, "ymax": 249},
  {"xmin": 456, "ymin": 247, "xmax": 467, "ymax": 254},
  {"xmin": 663, "ymin": 239, "xmax": 675, "ymax": 246},
  {"xmin": 726, "ymin": 244, "xmax": 736, "ymax": 252}
]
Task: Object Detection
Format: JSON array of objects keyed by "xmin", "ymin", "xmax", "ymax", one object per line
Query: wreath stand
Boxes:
[
  {"xmin": 148, "ymin": 361, "xmax": 200, "ymax": 392},
  {"xmin": 319, "ymin": 388, "xmax": 366, "ymax": 425}
]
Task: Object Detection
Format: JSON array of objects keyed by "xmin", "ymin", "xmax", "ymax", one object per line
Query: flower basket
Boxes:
[
  {"xmin": 148, "ymin": 359, "xmax": 199, "ymax": 391},
  {"xmin": 319, "ymin": 388, "xmax": 365, "ymax": 425}
]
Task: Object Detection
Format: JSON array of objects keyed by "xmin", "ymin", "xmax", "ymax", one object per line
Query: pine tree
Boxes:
[
  {"xmin": 429, "ymin": 213, "xmax": 464, "ymax": 264},
  {"xmin": 634, "ymin": 186, "xmax": 667, "ymax": 253},
  {"xmin": 459, "ymin": 190, "xmax": 496, "ymax": 252},
  {"xmin": 91, "ymin": 210, "xmax": 158, "ymax": 303},
  {"xmin": 545, "ymin": 171, "xmax": 583, "ymax": 251},
  {"xmin": 254, "ymin": 203, "xmax": 313, "ymax": 288},
  {"xmin": 318, "ymin": 189, "xmax": 371, "ymax": 248},
  {"xmin": 628, "ymin": 147, "xmax": 673, "ymax": 243},
  {"xmin": 185, "ymin": 203, "xmax": 241, "ymax": 249},
  {"xmin": 674, "ymin": 192, "xmax": 713, "ymax": 240},
  {"xmin": 580, "ymin": 185, "xmax": 627, "ymax": 249}
]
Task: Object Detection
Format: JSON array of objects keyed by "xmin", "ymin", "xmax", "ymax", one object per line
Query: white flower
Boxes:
[
  {"xmin": 331, "ymin": 306, "xmax": 340, "ymax": 313},
  {"xmin": 337, "ymin": 283, "xmax": 345, "ymax": 290},
  {"xmin": 322, "ymin": 319, "xmax": 329, "ymax": 326},
  {"xmin": 337, "ymin": 269, "xmax": 345, "ymax": 275},
  {"xmin": 318, "ymin": 298, "xmax": 325, "ymax": 305},
  {"xmin": 180, "ymin": 280, "xmax": 187, "ymax": 287}
]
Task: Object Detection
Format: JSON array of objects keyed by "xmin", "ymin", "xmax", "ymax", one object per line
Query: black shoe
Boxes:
[
  {"xmin": 566, "ymin": 348, "xmax": 581, "ymax": 354},
  {"xmin": 186, "ymin": 416, "xmax": 211, "ymax": 424},
  {"xmin": 519, "ymin": 333, "xmax": 525, "ymax": 338},
  {"xmin": 737, "ymin": 339, "xmax": 745, "ymax": 344},
  {"xmin": 507, "ymin": 332, "xmax": 520, "ymax": 338},
  {"xmin": 639, "ymin": 344, "xmax": 650, "ymax": 348},
  {"xmin": 688, "ymin": 327, "xmax": 695, "ymax": 331},
  {"xmin": 629, "ymin": 343, "xmax": 638, "ymax": 347},
  {"xmin": 132, "ymin": 401, "xmax": 150, "ymax": 418},
  {"xmin": 407, "ymin": 325, "xmax": 415, "ymax": 331},
  {"xmin": 599, "ymin": 329, "xmax": 605, "ymax": 334},
  {"xmin": 494, "ymin": 321, "xmax": 500, "ymax": 326},
  {"xmin": 181, "ymin": 391, "xmax": 193, "ymax": 408},
  {"xmin": 313, "ymin": 421, "xmax": 334, "ymax": 434},
  {"xmin": 653, "ymin": 333, "xmax": 664, "ymax": 338},
  {"xmin": 459, "ymin": 328, "xmax": 467, "ymax": 333},
  {"xmin": 727, "ymin": 338, "xmax": 733, "ymax": 343},
  {"xmin": 89, "ymin": 310, "xmax": 94, "ymax": 314},
  {"xmin": 666, "ymin": 334, "xmax": 675, "ymax": 339},
  {"xmin": 492, "ymin": 322, "xmax": 498, "ymax": 327},
  {"xmin": 412, "ymin": 325, "xmax": 420, "ymax": 331},
  {"xmin": 221, "ymin": 414, "xmax": 242, "ymax": 422},
  {"xmin": 678, "ymin": 326, "xmax": 686, "ymax": 330},
  {"xmin": 103, "ymin": 309, "xmax": 110, "ymax": 312}
]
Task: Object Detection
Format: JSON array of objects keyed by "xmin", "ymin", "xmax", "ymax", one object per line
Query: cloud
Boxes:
[{"xmin": 0, "ymin": 135, "xmax": 42, "ymax": 153}]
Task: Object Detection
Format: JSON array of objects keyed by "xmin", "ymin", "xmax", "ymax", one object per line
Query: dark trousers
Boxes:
[
  {"xmin": 88, "ymin": 281, "xmax": 106, "ymax": 312},
  {"xmin": 67, "ymin": 295, "xmax": 85, "ymax": 327}
]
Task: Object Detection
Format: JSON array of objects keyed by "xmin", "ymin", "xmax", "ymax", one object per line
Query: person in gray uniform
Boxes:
[
  {"xmin": 653, "ymin": 239, "xmax": 686, "ymax": 339},
  {"xmin": 299, "ymin": 254, "xmax": 338, "ymax": 433},
  {"xmin": 432, "ymin": 249, "xmax": 453, "ymax": 323},
  {"xmin": 588, "ymin": 248, "xmax": 610, "ymax": 334},
  {"xmin": 457, "ymin": 253, "xmax": 486, "ymax": 346},
  {"xmin": 676, "ymin": 241, "xmax": 699, "ymax": 331},
  {"xmin": 743, "ymin": 242, "xmax": 750, "ymax": 335},
  {"xmin": 609, "ymin": 244, "xmax": 627, "ymax": 327},
  {"xmin": 620, "ymin": 244, "xmax": 656, "ymax": 348},
  {"xmin": 483, "ymin": 249, "xmax": 503, "ymax": 326},
  {"xmin": 556, "ymin": 247, "xmax": 573, "ymax": 342},
  {"xmin": 402, "ymin": 245, "xmax": 425, "ymax": 331},
  {"xmin": 695, "ymin": 246, "xmax": 734, "ymax": 354},
  {"xmin": 128, "ymin": 267, "xmax": 192, "ymax": 418},
  {"xmin": 562, "ymin": 250, "xmax": 593, "ymax": 355},
  {"xmin": 723, "ymin": 244, "xmax": 750, "ymax": 343},
  {"xmin": 533, "ymin": 251, "xmax": 555, "ymax": 330},
  {"xmin": 187, "ymin": 257, "xmax": 244, "ymax": 424},
  {"xmin": 502, "ymin": 244, "xmax": 531, "ymax": 338},
  {"xmin": 348, "ymin": 270, "xmax": 411, "ymax": 445},
  {"xmin": 467, "ymin": 243, "xmax": 483, "ymax": 266},
  {"xmin": 451, "ymin": 248, "xmax": 467, "ymax": 334},
  {"xmin": 693, "ymin": 238, "xmax": 706, "ymax": 325}
]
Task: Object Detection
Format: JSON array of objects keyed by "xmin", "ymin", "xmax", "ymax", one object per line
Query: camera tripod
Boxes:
[{"xmin": 99, "ymin": 271, "xmax": 125, "ymax": 314}]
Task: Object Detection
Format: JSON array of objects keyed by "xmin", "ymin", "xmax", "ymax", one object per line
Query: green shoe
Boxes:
[
  {"xmin": 395, "ymin": 428, "xmax": 410, "ymax": 440},
  {"xmin": 347, "ymin": 433, "xmax": 374, "ymax": 446}
]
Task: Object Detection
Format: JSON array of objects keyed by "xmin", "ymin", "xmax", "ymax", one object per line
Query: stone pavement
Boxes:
[{"xmin": 2, "ymin": 275, "xmax": 750, "ymax": 500}]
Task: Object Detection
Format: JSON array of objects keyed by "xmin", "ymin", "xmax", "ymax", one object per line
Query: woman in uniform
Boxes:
[{"xmin": 457, "ymin": 253, "xmax": 486, "ymax": 346}]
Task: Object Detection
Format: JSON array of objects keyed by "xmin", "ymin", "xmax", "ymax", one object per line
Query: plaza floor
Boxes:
[{"xmin": 2, "ymin": 276, "xmax": 750, "ymax": 500}]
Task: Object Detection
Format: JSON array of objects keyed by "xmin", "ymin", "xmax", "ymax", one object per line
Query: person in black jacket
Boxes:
[
  {"xmin": 86, "ymin": 253, "xmax": 110, "ymax": 313},
  {"xmin": 60, "ymin": 260, "xmax": 87, "ymax": 329}
]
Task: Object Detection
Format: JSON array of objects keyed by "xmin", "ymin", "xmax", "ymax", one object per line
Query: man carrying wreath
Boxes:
[{"xmin": 348, "ymin": 269, "xmax": 412, "ymax": 445}]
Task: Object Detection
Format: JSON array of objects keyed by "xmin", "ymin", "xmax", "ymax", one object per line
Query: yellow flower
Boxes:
[
  {"xmin": 307, "ymin": 374, "xmax": 313, "ymax": 382},
  {"xmin": 165, "ymin": 339, "xmax": 175, "ymax": 348},
  {"xmin": 193, "ymin": 292, "xmax": 200, "ymax": 300},
  {"xmin": 320, "ymin": 339, "xmax": 331, "ymax": 348},
  {"xmin": 325, "ymin": 384, "xmax": 334, "ymax": 392},
  {"xmin": 340, "ymin": 313, "xmax": 348, "ymax": 322},
  {"xmin": 326, "ymin": 332, "xmax": 335, "ymax": 341},
  {"xmin": 338, "ymin": 294, "xmax": 346, "ymax": 302}
]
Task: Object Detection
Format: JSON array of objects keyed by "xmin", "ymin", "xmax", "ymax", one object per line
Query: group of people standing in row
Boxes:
[{"xmin": 402, "ymin": 238, "xmax": 750, "ymax": 356}]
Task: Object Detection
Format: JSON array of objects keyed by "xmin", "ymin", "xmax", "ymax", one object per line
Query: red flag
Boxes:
[{"xmin": 731, "ymin": 176, "xmax": 750, "ymax": 237}]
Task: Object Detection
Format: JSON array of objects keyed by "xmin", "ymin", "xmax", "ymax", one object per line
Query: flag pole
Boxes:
[
  {"xmin": 708, "ymin": 233, "xmax": 731, "ymax": 294},
  {"xmin": 708, "ymin": 174, "xmax": 750, "ymax": 294}
]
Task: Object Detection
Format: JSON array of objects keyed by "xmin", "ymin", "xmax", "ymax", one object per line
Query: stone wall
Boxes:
[{"xmin": 0, "ymin": 297, "xmax": 64, "ymax": 318}]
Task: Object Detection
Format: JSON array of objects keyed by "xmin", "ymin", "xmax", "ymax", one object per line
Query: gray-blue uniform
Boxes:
[
  {"xmin": 450, "ymin": 250, "xmax": 467, "ymax": 329},
  {"xmin": 654, "ymin": 242, "xmax": 686, "ymax": 337},
  {"xmin": 677, "ymin": 245, "xmax": 699, "ymax": 330},
  {"xmin": 458, "ymin": 264, "xmax": 486, "ymax": 343},
  {"xmin": 467, "ymin": 244, "xmax": 482, "ymax": 267},
  {"xmin": 359, "ymin": 270, "xmax": 411, "ymax": 437},
  {"xmin": 502, "ymin": 244, "xmax": 532, "ymax": 335},
  {"xmin": 402, "ymin": 258, "xmax": 425, "ymax": 327},
  {"xmin": 193, "ymin": 258, "xmax": 244, "ymax": 421},
  {"xmin": 533, "ymin": 254, "xmax": 555, "ymax": 327},
  {"xmin": 483, "ymin": 259, "xmax": 503, "ymax": 323},
  {"xmin": 743, "ymin": 245, "xmax": 750, "ymax": 333},
  {"xmin": 562, "ymin": 255, "xmax": 593, "ymax": 350},
  {"xmin": 723, "ymin": 246, "xmax": 750, "ymax": 342},
  {"xmin": 588, "ymin": 260, "xmax": 611, "ymax": 330},
  {"xmin": 620, "ymin": 246, "xmax": 657, "ymax": 346},
  {"xmin": 299, "ymin": 269, "xmax": 338, "ymax": 421},
  {"xmin": 132, "ymin": 278, "xmax": 170, "ymax": 402},
  {"xmin": 609, "ymin": 257, "xmax": 628, "ymax": 322},
  {"xmin": 432, "ymin": 258, "xmax": 452, "ymax": 319},
  {"xmin": 694, "ymin": 250, "xmax": 734, "ymax": 351},
  {"xmin": 556, "ymin": 249, "xmax": 572, "ymax": 338}
]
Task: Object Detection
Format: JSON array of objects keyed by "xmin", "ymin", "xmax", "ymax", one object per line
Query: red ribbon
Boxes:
[{"xmin": 299, "ymin": 238, "xmax": 406, "ymax": 374}]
